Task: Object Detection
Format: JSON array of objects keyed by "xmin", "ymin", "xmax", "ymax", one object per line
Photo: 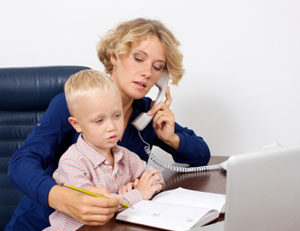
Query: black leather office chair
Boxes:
[{"xmin": 0, "ymin": 65, "xmax": 89, "ymax": 230}]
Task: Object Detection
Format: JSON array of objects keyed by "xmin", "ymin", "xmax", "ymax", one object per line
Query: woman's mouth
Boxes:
[{"xmin": 133, "ymin": 81, "xmax": 146, "ymax": 89}]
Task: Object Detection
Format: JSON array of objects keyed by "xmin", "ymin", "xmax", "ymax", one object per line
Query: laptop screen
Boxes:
[{"xmin": 225, "ymin": 145, "xmax": 300, "ymax": 231}]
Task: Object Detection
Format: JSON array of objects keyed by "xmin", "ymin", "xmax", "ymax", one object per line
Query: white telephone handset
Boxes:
[{"xmin": 132, "ymin": 71, "xmax": 169, "ymax": 131}]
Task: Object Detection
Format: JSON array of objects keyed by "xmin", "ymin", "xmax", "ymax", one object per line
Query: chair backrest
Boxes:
[{"xmin": 0, "ymin": 65, "xmax": 89, "ymax": 230}]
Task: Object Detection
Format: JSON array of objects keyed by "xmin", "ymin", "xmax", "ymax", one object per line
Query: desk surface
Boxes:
[{"xmin": 79, "ymin": 156, "xmax": 227, "ymax": 231}]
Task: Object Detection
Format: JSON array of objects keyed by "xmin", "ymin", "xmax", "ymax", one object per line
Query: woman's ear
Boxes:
[
  {"xmin": 68, "ymin": 116, "xmax": 82, "ymax": 133},
  {"xmin": 110, "ymin": 55, "xmax": 117, "ymax": 66}
]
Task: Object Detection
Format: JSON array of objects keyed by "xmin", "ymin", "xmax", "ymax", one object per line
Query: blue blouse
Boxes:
[{"xmin": 6, "ymin": 93, "xmax": 210, "ymax": 231}]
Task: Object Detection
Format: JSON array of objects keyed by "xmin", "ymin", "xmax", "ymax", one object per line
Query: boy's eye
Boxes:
[
  {"xmin": 96, "ymin": 119, "xmax": 103, "ymax": 123},
  {"xmin": 115, "ymin": 113, "xmax": 122, "ymax": 118}
]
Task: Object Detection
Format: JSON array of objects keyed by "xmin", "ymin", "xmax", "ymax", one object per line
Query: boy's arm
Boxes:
[
  {"xmin": 53, "ymin": 154, "xmax": 95, "ymax": 189},
  {"xmin": 126, "ymin": 148, "xmax": 164, "ymax": 187},
  {"xmin": 113, "ymin": 189, "xmax": 143, "ymax": 210},
  {"xmin": 114, "ymin": 149, "xmax": 164, "ymax": 209}
]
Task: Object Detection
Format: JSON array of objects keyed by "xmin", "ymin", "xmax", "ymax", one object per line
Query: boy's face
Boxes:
[{"xmin": 69, "ymin": 90, "xmax": 124, "ymax": 154}]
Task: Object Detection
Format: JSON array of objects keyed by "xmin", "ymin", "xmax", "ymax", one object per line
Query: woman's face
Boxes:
[{"xmin": 111, "ymin": 35, "xmax": 166, "ymax": 100}]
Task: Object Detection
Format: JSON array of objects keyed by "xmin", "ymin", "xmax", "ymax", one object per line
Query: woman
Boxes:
[{"xmin": 6, "ymin": 18, "xmax": 210, "ymax": 231}]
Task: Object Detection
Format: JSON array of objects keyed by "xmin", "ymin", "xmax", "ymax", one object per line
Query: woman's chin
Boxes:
[{"xmin": 127, "ymin": 90, "xmax": 147, "ymax": 100}]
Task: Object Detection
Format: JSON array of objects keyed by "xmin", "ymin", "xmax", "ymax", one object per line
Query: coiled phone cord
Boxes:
[{"xmin": 138, "ymin": 131, "xmax": 222, "ymax": 173}]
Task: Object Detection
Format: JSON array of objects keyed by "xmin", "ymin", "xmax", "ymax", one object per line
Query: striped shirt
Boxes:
[{"xmin": 44, "ymin": 135, "xmax": 164, "ymax": 231}]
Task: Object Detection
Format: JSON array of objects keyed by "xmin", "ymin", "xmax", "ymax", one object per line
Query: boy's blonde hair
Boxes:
[
  {"xmin": 97, "ymin": 18, "xmax": 184, "ymax": 85},
  {"xmin": 64, "ymin": 69, "xmax": 118, "ymax": 115}
]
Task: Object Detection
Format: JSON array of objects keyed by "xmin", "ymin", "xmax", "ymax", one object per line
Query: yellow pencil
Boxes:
[{"xmin": 64, "ymin": 184, "xmax": 130, "ymax": 208}]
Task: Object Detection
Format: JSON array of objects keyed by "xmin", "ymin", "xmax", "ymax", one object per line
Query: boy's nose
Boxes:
[{"xmin": 106, "ymin": 119, "xmax": 117, "ymax": 131}]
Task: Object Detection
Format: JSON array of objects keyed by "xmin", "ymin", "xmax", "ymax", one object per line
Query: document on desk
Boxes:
[{"xmin": 116, "ymin": 187, "xmax": 225, "ymax": 231}]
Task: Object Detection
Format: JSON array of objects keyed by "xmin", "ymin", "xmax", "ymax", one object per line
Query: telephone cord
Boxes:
[{"xmin": 138, "ymin": 131, "xmax": 222, "ymax": 173}]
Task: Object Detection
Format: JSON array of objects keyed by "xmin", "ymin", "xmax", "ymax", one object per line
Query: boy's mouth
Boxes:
[{"xmin": 107, "ymin": 135, "xmax": 118, "ymax": 142}]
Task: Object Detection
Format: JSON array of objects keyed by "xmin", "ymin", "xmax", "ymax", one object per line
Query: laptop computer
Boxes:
[{"xmin": 195, "ymin": 144, "xmax": 300, "ymax": 231}]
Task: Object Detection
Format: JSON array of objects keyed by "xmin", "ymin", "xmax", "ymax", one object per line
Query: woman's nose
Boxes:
[{"xmin": 141, "ymin": 62, "xmax": 152, "ymax": 78}]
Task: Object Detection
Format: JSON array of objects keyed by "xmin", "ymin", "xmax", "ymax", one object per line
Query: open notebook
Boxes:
[{"xmin": 116, "ymin": 187, "xmax": 225, "ymax": 231}]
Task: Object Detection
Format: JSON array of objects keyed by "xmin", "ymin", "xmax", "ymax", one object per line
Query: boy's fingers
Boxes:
[
  {"xmin": 126, "ymin": 183, "xmax": 133, "ymax": 191},
  {"xmin": 144, "ymin": 169, "xmax": 160, "ymax": 178},
  {"xmin": 156, "ymin": 184, "xmax": 163, "ymax": 191},
  {"xmin": 149, "ymin": 175, "xmax": 161, "ymax": 184}
]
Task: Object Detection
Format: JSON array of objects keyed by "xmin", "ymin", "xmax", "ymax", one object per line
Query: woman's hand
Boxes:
[
  {"xmin": 135, "ymin": 169, "xmax": 163, "ymax": 200},
  {"xmin": 147, "ymin": 87, "xmax": 180, "ymax": 150},
  {"xmin": 49, "ymin": 185, "xmax": 119, "ymax": 226}
]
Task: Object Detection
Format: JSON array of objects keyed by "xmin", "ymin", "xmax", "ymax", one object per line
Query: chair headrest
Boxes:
[{"xmin": 0, "ymin": 66, "xmax": 89, "ymax": 111}]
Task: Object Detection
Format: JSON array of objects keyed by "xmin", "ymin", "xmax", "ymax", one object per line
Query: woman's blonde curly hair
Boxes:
[{"xmin": 97, "ymin": 18, "xmax": 184, "ymax": 84}]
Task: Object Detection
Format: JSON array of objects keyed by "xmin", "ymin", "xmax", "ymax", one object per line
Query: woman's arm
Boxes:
[
  {"xmin": 8, "ymin": 93, "xmax": 73, "ymax": 206},
  {"xmin": 147, "ymin": 88, "xmax": 210, "ymax": 166},
  {"xmin": 155, "ymin": 123, "xmax": 210, "ymax": 166}
]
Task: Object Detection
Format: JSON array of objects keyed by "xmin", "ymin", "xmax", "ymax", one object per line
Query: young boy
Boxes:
[{"xmin": 44, "ymin": 69, "xmax": 164, "ymax": 230}]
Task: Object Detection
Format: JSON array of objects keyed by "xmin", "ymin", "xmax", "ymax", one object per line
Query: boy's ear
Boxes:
[{"xmin": 68, "ymin": 116, "xmax": 82, "ymax": 133}]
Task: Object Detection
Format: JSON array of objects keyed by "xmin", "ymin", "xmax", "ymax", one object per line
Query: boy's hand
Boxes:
[
  {"xmin": 136, "ymin": 169, "xmax": 163, "ymax": 200},
  {"xmin": 118, "ymin": 179, "xmax": 140, "ymax": 194},
  {"xmin": 118, "ymin": 182, "xmax": 134, "ymax": 194}
]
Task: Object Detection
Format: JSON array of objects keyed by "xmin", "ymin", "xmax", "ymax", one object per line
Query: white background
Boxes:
[{"xmin": 1, "ymin": 0, "xmax": 299, "ymax": 156}]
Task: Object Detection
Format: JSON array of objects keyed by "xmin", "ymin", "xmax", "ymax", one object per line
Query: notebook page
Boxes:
[
  {"xmin": 116, "ymin": 200, "xmax": 218, "ymax": 231},
  {"xmin": 152, "ymin": 187, "xmax": 225, "ymax": 213}
]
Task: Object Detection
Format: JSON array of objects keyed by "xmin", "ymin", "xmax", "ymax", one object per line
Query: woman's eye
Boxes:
[
  {"xmin": 134, "ymin": 56, "xmax": 143, "ymax": 63},
  {"xmin": 153, "ymin": 65, "xmax": 163, "ymax": 71}
]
